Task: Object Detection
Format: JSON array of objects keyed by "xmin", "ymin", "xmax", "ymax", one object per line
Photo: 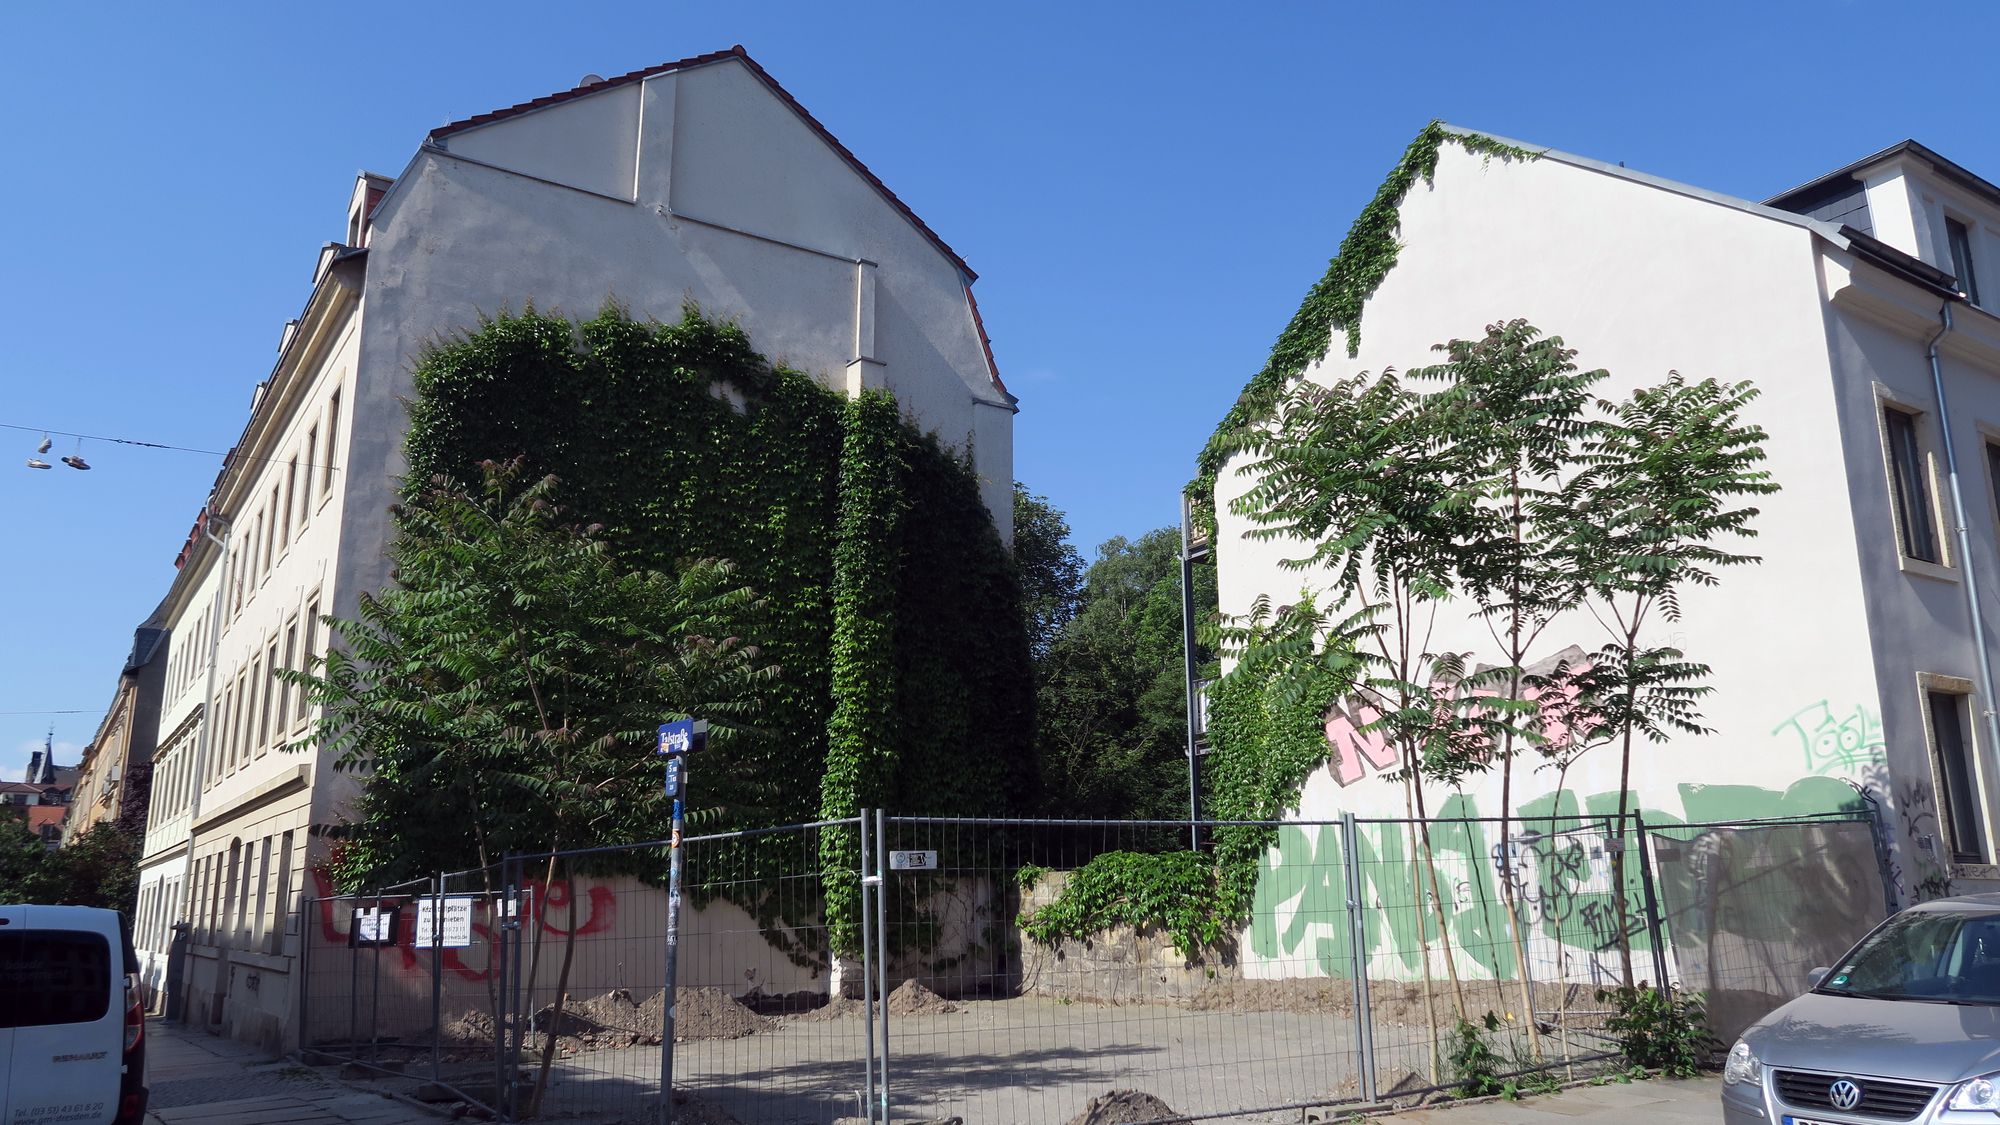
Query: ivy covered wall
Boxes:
[{"xmin": 404, "ymin": 306, "xmax": 1036, "ymax": 834}]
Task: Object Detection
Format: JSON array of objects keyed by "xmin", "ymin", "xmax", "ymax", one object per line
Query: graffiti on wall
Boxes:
[
  {"xmin": 307, "ymin": 869, "xmax": 617, "ymax": 981},
  {"xmin": 1323, "ymin": 672, "xmax": 1582, "ymax": 789},
  {"xmin": 1772, "ymin": 701, "xmax": 1885, "ymax": 777}
]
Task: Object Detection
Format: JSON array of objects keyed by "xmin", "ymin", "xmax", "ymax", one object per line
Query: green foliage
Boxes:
[
  {"xmin": 1599, "ymin": 985, "xmax": 1711, "ymax": 1078},
  {"xmin": 292, "ymin": 460, "xmax": 769, "ymax": 889},
  {"xmin": 0, "ymin": 817, "xmax": 141, "ymax": 915},
  {"xmin": 1014, "ymin": 484, "xmax": 1085, "ymax": 664},
  {"xmin": 349, "ymin": 306, "xmax": 1029, "ymax": 953},
  {"xmin": 1204, "ymin": 595, "xmax": 1355, "ymax": 916},
  {"xmin": 1448, "ymin": 1013, "xmax": 1508, "ymax": 1098},
  {"xmin": 1187, "ymin": 123, "xmax": 1540, "ymax": 538},
  {"xmin": 0, "ymin": 814, "xmax": 61, "ymax": 904},
  {"xmin": 1035, "ymin": 528, "xmax": 1209, "ymax": 821},
  {"xmin": 1017, "ymin": 850, "xmax": 1222, "ymax": 958}
]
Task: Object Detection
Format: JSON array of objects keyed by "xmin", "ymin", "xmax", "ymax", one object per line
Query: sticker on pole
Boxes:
[
  {"xmin": 414, "ymin": 896, "xmax": 475, "ymax": 948},
  {"xmin": 889, "ymin": 850, "xmax": 939, "ymax": 872}
]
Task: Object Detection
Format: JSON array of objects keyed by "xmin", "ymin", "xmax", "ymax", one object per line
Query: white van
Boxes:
[{"xmin": 0, "ymin": 905, "xmax": 147, "ymax": 1125}]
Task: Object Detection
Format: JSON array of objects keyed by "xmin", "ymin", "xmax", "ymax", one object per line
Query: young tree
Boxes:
[
  {"xmin": 1415, "ymin": 320, "xmax": 1602, "ymax": 1054},
  {"xmin": 1231, "ymin": 368, "xmax": 1489, "ymax": 1035},
  {"xmin": 1014, "ymin": 483, "xmax": 1086, "ymax": 666},
  {"xmin": 1035, "ymin": 529, "xmax": 1210, "ymax": 820},
  {"xmin": 0, "ymin": 813, "xmax": 58, "ymax": 904},
  {"xmin": 290, "ymin": 458, "xmax": 771, "ymax": 1116},
  {"xmin": 1562, "ymin": 374, "xmax": 1777, "ymax": 984}
]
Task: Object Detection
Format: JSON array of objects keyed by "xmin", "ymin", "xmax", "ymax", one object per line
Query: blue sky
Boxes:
[{"xmin": 4, "ymin": 0, "xmax": 1998, "ymax": 779}]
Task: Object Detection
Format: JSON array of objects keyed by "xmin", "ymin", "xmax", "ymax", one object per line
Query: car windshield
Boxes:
[{"xmin": 1819, "ymin": 908, "xmax": 2000, "ymax": 1004}]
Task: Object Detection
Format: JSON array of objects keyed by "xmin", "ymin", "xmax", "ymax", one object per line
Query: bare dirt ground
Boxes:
[{"xmin": 524, "ymin": 991, "xmax": 1620, "ymax": 1125}]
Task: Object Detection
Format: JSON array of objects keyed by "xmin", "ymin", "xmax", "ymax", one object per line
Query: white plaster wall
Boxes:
[
  {"xmin": 1216, "ymin": 145, "xmax": 1878, "ymax": 828},
  {"xmin": 342, "ymin": 57, "xmax": 1013, "ymax": 619}
]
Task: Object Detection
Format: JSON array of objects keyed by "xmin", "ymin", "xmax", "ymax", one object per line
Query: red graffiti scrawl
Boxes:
[{"xmin": 307, "ymin": 869, "xmax": 619, "ymax": 981}]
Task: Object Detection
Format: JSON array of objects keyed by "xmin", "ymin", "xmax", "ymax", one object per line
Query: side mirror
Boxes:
[{"xmin": 1807, "ymin": 966, "xmax": 1832, "ymax": 990}]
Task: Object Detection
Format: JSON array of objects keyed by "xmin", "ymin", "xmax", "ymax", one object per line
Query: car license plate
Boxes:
[{"xmin": 1783, "ymin": 1117, "xmax": 1838, "ymax": 1125}]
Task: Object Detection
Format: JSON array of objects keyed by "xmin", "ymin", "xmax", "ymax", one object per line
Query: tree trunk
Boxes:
[
  {"xmin": 1410, "ymin": 761, "xmax": 1468, "ymax": 1022},
  {"xmin": 524, "ymin": 859, "xmax": 579, "ymax": 1119},
  {"xmin": 1404, "ymin": 773, "xmax": 1441, "ymax": 1084},
  {"xmin": 1611, "ymin": 627, "xmax": 1639, "ymax": 989}
]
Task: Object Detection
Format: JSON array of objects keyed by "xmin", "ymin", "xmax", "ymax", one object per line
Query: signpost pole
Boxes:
[{"xmin": 656, "ymin": 719, "xmax": 703, "ymax": 1125}]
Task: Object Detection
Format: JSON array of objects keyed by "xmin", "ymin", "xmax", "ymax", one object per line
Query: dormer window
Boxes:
[{"xmin": 1946, "ymin": 217, "xmax": 1981, "ymax": 306}]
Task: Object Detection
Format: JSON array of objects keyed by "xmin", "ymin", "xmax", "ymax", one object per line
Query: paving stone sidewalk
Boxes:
[{"xmin": 143, "ymin": 1018, "xmax": 446, "ymax": 1125}]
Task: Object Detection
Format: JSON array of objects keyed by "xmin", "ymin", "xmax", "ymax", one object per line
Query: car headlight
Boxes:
[
  {"xmin": 1949, "ymin": 1074, "xmax": 2000, "ymax": 1111},
  {"xmin": 1723, "ymin": 1039, "xmax": 1763, "ymax": 1086}
]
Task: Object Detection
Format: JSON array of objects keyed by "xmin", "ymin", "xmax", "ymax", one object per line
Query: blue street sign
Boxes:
[
  {"xmin": 664, "ymin": 756, "xmax": 683, "ymax": 797},
  {"xmin": 658, "ymin": 719, "xmax": 695, "ymax": 756}
]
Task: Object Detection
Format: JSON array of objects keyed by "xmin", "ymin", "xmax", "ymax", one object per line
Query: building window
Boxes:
[
  {"xmin": 284, "ymin": 457, "xmax": 299, "ymax": 545},
  {"xmin": 259, "ymin": 642, "xmax": 278, "ymax": 753},
  {"xmin": 302, "ymin": 427, "xmax": 318, "ymax": 523},
  {"xmin": 280, "ymin": 619, "xmax": 298, "ymax": 731},
  {"xmin": 1929, "ymin": 689, "xmax": 1988, "ymax": 863},
  {"xmin": 1886, "ymin": 405, "xmax": 1942, "ymax": 563},
  {"xmin": 323, "ymin": 390, "xmax": 341, "ymax": 497},
  {"xmin": 1947, "ymin": 217, "xmax": 1982, "ymax": 306},
  {"xmin": 270, "ymin": 830, "xmax": 295, "ymax": 954}
]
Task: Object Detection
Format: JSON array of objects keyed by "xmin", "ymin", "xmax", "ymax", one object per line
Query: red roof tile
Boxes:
[
  {"xmin": 26, "ymin": 805, "xmax": 65, "ymax": 832},
  {"xmin": 426, "ymin": 45, "xmax": 977, "ymax": 282}
]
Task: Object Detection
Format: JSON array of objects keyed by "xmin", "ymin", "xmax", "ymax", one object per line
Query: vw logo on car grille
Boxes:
[{"xmin": 1828, "ymin": 1079, "xmax": 1863, "ymax": 1110}]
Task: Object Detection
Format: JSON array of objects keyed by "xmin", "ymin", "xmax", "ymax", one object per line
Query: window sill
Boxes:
[{"xmin": 1900, "ymin": 556, "xmax": 1959, "ymax": 583}]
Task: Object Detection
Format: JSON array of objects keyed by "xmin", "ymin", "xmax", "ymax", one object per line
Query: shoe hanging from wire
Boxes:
[{"xmin": 61, "ymin": 437, "xmax": 89, "ymax": 470}]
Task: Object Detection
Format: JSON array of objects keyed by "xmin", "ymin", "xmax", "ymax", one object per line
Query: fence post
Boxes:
[
  {"xmin": 347, "ymin": 894, "xmax": 360, "ymax": 1060},
  {"xmin": 495, "ymin": 863, "xmax": 512, "ymax": 1122},
  {"xmin": 1340, "ymin": 813, "xmax": 1377, "ymax": 1105},
  {"xmin": 507, "ymin": 854, "xmax": 526, "ymax": 1121},
  {"xmin": 875, "ymin": 808, "xmax": 890, "ymax": 1124},
  {"xmin": 1632, "ymin": 815, "xmax": 1670, "ymax": 988},
  {"xmin": 368, "ymin": 890, "xmax": 383, "ymax": 1063},
  {"xmin": 297, "ymin": 892, "xmax": 311, "ymax": 1062},
  {"xmin": 431, "ymin": 873, "xmax": 445, "ymax": 1084},
  {"xmin": 858, "ymin": 813, "xmax": 877, "ymax": 1124}
]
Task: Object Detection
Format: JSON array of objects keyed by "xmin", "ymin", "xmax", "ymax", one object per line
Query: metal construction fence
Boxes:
[{"xmin": 297, "ymin": 809, "xmax": 1889, "ymax": 1124}]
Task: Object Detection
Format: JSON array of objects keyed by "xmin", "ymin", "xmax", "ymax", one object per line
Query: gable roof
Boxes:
[
  {"xmin": 1765, "ymin": 139, "xmax": 2000, "ymax": 214},
  {"xmin": 429, "ymin": 46, "xmax": 977, "ymax": 281}
]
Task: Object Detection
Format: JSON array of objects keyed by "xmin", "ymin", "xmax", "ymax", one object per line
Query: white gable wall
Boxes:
[
  {"xmin": 1215, "ymin": 143, "xmax": 1880, "ymax": 829},
  {"xmin": 343, "ymin": 58, "xmax": 1011, "ymax": 618}
]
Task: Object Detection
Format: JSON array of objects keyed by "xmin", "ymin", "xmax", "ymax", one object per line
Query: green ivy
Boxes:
[
  {"xmin": 1185, "ymin": 122, "xmax": 1539, "ymax": 539},
  {"xmin": 1203, "ymin": 655, "xmax": 1349, "ymax": 919},
  {"xmin": 1017, "ymin": 850, "xmax": 1223, "ymax": 958},
  {"xmin": 405, "ymin": 305, "xmax": 1032, "ymax": 955}
]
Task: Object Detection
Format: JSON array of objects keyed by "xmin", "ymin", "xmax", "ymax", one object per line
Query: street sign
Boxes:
[
  {"xmin": 664, "ymin": 755, "xmax": 683, "ymax": 797},
  {"xmin": 888, "ymin": 850, "xmax": 939, "ymax": 872},
  {"xmin": 657, "ymin": 719, "xmax": 708, "ymax": 756},
  {"xmin": 414, "ymin": 896, "xmax": 475, "ymax": 948}
]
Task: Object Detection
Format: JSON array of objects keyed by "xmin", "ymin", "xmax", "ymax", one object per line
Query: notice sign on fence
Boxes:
[
  {"xmin": 888, "ymin": 850, "xmax": 938, "ymax": 872},
  {"xmin": 414, "ymin": 896, "xmax": 476, "ymax": 948},
  {"xmin": 349, "ymin": 906, "xmax": 398, "ymax": 947}
]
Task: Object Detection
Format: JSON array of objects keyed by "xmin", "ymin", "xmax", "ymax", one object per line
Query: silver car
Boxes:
[{"xmin": 1723, "ymin": 895, "xmax": 2000, "ymax": 1124}]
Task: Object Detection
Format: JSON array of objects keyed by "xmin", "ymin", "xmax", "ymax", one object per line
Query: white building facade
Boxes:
[
  {"xmin": 131, "ymin": 47, "xmax": 1015, "ymax": 1049},
  {"xmin": 1209, "ymin": 130, "xmax": 2000, "ymax": 978}
]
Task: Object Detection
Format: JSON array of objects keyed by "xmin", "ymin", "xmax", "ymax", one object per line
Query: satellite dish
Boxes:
[{"xmin": 579, "ymin": 73, "xmax": 606, "ymax": 86}]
